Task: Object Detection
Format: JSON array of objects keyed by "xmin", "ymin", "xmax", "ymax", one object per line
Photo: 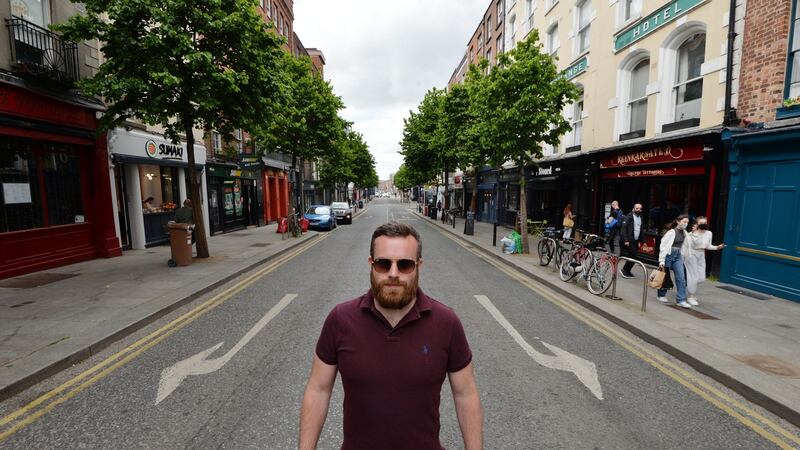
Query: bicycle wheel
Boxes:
[
  {"xmin": 537, "ymin": 239, "xmax": 553, "ymax": 266},
  {"xmin": 555, "ymin": 243, "xmax": 568, "ymax": 268},
  {"xmin": 559, "ymin": 250, "xmax": 578, "ymax": 281},
  {"xmin": 587, "ymin": 257, "xmax": 614, "ymax": 295}
]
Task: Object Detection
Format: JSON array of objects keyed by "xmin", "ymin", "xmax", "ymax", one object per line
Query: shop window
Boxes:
[
  {"xmin": 647, "ymin": 180, "xmax": 704, "ymax": 233},
  {"xmin": 505, "ymin": 184, "xmax": 519, "ymax": 210},
  {"xmin": 139, "ymin": 165, "xmax": 178, "ymax": 212},
  {"xmin": 43, "ymin": 148, "xmax": 84, "ymax": 226},
  {"xmin": 674, "ymin": 34, "xmax": 705, "ymax": 123},
  {"xmin": 0, "ymin": 145, "xmax": 43, "ymax": 232},
  {"xmin": 547, "ymin": 24, "xmax": 559, "ymax": 57},
  {"xmin": 575, "ymin": 0, "xmax": 592, "ymax": 55}
]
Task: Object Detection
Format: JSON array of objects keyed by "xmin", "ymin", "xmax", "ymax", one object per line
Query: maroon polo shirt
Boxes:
[{"xmin": 315, "ymin": 288, "xmax": 473, "ymax": 450}]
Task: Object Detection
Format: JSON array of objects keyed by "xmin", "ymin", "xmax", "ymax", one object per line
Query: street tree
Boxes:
[
  {"xmin": 476, "ymin": 31, "xmax": 579, "ymax": 253},
  {"xmin": 256, "ymin": 51, "xmax": 345, "ymax": 232},
  {"xmin": 55, "ymin": 0, "xmax": 286, "ymax": 258}
]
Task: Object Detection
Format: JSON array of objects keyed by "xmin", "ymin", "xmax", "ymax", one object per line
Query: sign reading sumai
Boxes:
[{"xmin": 613, "ymin": 0, "xmax": 705, "ymax": 52}]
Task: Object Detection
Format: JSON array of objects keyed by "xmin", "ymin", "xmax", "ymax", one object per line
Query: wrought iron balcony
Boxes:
[{"xmin": 5, "ymin": 16, "xmax": 80, "ymax": 85}]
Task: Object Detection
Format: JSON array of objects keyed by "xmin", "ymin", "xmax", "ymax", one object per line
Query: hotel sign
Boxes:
[
  {"xmin": 613, "ymin": 0, "xmax": 705, "ymax": 53},
  {"xmin": 599, "ymin": 144, "xmax": 703, "ymax": 168},
  {"xmin": 564, "ymin": 57, "xmax": 588, "ymax": 81}
]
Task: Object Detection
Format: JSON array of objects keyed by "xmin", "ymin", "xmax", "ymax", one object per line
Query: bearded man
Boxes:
[{"xmin": 299, "ymin": 222, "xmax": 483, "ymax": 450}]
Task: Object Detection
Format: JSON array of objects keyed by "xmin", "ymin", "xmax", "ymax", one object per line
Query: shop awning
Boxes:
[{"xmin": 112, "ymin": 154, "xmax": 204, "ymax": 169}]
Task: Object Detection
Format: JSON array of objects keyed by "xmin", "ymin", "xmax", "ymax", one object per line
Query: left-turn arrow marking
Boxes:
[{"xmin": 156, "ymin": 293, "xmax": 299, "ymax": 405}]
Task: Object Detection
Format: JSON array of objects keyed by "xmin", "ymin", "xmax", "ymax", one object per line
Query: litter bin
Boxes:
[
  {"xmin": 429, "ymin": 206, "xmax": 437, "ymax": 220},
  {"xmin": 464, "ymin": 211, "xmax": 475, "ymax": 235},
  {"xmin": 167, "ymin": 222, "xmax": 193, "ymax": 267}
]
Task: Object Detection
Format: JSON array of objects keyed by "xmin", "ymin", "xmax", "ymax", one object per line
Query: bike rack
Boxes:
[{"xmin": 606, "ymin": 256, "xmax": 649, "ymax": 312}]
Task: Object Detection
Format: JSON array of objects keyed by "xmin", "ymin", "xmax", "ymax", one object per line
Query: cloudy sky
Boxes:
[{"xmin": 294, "ymin": 0, "xmax": 489, "ymax": 180}]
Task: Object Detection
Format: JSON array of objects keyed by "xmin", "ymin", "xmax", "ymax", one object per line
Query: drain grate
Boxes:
[
  {"xmin": 717, "ymin": 284, "xmax": 771, "ymax": 300},
  {"xmin": 0, "ymin": 273, "xmax": 78, "ymax": 289},
  {"xmin": 667, "ymin": 305, "xmax": 719, "ymax": 320},
  {"xmin": 251, "ymin": 243, "xmax": 271, "ymax": 248}
]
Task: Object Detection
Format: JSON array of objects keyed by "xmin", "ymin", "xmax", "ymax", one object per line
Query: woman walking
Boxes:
[
  {"xmin": 657, "ymin": 214, "xmax": 691, "ymax": 308},
  {"xmin": 562, "ymin": 204, "xmax": 575, "ymax": 239},
  {"xmin": 685, "ymin": 216, "xmax": 725, "ymax": 306}
]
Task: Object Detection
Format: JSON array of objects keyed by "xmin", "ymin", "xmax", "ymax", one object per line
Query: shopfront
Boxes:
[
  {"xmin": 0, "ymin": 81, "xmax": 120, "ymax": 279},
  {"xmin": 262, "ymin": 168, "xmax": 289, "ymax": 224},
  {"xmin": 526, "ymin": 153, "xmax": 592, "ymax": 230},
  {"xmin": 206, "ymin": 164, "xmax": 259, "ymax": 234},
  {"xmin": 108, "ymin": 128, "xmax": 209, "ymax": 249},
  {"xmin": 594, "ymin": 136, "xmax": 724, "ymax": 264},
  {"xmin": 476, "ymin": 168, "xmax": 497, "ymax": 223}
]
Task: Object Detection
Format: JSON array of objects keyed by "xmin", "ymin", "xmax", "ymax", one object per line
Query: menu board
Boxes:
[{"xmin": 3, "ymin": 182, "xmax": 32, "ymax": 204}]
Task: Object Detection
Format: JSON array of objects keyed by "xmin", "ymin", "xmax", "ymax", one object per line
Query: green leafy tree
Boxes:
[
  {"xmin": 256, "ymin": 52, "xmax": 345, "ymax": 229},
  {"xmin": 54, "ymin": 0, "xmax": 285, "ymax": 257},
  {"xmin": 476, "ymin": 31, "xmax": 579, "ymax": 253}
]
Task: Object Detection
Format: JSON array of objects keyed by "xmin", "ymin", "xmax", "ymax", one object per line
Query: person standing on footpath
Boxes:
[
  {"xmin": 619, "ymin": 203, "xmax": 645, "ymax": 278},
  {"xmin": 562, "ymin": 203, "xmax": 575, "ymax": 239},
  {"xmin": 605, "ymin": 200, "xmax": 623, "ymax": 256},
  {"xmin": 657, "ymin": 214, "xmax": 692, "ymax": 308},
  {"xmin": 299, "ymin": 222, "xmax": 483, "ymax": 450},
  {"xmin": 685, "ymin": 216, "xmax": 726, "ymax": 306}
]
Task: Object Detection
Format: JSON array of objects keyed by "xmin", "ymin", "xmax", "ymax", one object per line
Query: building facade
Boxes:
[
  {"xmin": 720, "ymin": 0, "xmax": 800, "ymax": 302},
  {"xmin": 1, "ymin": 0, "xmax": 121, "ymax": 278}
]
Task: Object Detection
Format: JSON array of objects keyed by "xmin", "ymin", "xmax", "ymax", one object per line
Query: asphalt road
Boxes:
[{"xmin": 0, "ymin": 198, "xmax": 794, "ymax": 448}]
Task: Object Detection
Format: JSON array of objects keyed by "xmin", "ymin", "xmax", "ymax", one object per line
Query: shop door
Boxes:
[
  {"xmin": 208, "ymin": 183, "xmax": 222, "ymax": 234},
  {"xmin": 113, "ymin": 164, "xmax": 131, "ymax": 249},
  {"xmin": 222, "ymin": 179, "xmax": 246, "ymax": 231},
  {"xmin": 723, "ymin": 159, "xmax": 800, "ymax": 302}
]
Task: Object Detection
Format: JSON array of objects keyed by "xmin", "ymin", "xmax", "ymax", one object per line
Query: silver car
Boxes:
[{"xmin": 331, "ymin": 202, "xmax": 353, "ymax": 224}]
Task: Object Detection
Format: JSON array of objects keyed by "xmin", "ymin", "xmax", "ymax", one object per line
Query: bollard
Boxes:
[{"xmin": 493, "ymin": 223, "xmax": 497, "ymax": 247}]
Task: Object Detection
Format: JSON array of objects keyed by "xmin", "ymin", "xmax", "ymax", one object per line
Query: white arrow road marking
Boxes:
[
  {"xmin": 474, "ymin": 295, "xmax": 603, "ymax": 400},
  {"xmin": 156, "ymin": 293, "xmax": 298, "ymax": 405}
]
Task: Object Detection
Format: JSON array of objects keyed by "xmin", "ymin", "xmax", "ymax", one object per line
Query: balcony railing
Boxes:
[{"xmin": 5, "ymin": 16, "xmax": 80, "ymax": 85}]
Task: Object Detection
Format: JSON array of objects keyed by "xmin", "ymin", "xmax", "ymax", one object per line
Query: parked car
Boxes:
[
  {"xmin": 331, "ymin": 202, "xmax": 353, "ymax": 224},
  {"xmin": 304, "ymin": 205, "xmax": 337, "ymax": 231}
]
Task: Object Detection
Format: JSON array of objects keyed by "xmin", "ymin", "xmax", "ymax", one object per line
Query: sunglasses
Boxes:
[{"xmin": 371, "ymin": 258, "xmax": 418, "ymax": 274}]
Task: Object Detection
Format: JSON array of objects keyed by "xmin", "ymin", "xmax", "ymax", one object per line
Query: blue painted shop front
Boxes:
[{"xmin": 720, "ymin": 127, "xmax": 800, "ymax": 302}]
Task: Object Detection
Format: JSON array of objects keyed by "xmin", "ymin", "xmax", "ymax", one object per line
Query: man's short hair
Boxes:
[{"xmin": 370, "ymin": 221, "xmax": 422, "ymax": 260}]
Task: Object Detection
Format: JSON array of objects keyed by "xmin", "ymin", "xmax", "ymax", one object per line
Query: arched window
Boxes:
[{"xmin": 674, "ymin": 34, "xmax": 705, "ymax": 122}]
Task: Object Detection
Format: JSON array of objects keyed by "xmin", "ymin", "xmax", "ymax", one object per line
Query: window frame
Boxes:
[
  {"xmin": 547, "ymin": 23, "xmax": 559, "ymax": 57},
  {"xmin": 785, "ymin": 0, "xmax": 800, "ymax": 101},
  {"xmin": 673, "ymin": 34, "xmax": 705, "ymax": 123},
  {"xmin": 568, "ymin": 85, "xmax": 584, "ymax": 147},
  {"xmin": 9, "ymin": 0, "xmax": 51, "ymax": 27},
  {"xmin": 487, "ymin": 16, "xmax": 493, "ymax": 41},
  {"xmin": 575, "ymin": 0, "xmax": 592, "ymax": 55},
  {"xmin": 627, "ymin": 58, "xmax": 650, "ymax": 135}
]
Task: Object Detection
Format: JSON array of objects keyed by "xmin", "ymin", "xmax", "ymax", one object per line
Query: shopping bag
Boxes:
[
  {"xmin": 563, "ymin": 217, "xmax": 574, "ymax": 228},
  {"xmin": 648, "ymin": 267, "xmax": 666, "ymax": 289}
]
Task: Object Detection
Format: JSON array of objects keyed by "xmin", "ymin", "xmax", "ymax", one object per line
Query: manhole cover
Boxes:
[
  {"xmin": 0, "ymin": 273, "xmax": 78, "ymax": 289},
  {"xmin": 734, "ymin": 355, "xmax": 800, "ymax": 378},
  {"xmin": 717, "ymin": 285, "xmax": 771, "ymax": 300},
  {"xmin": 666, "ymin": 305, "xmax": 719, "ymax": 320},
  {"xmin": 251, "ymin": 243, "xmax": 271, "ymax": 248}
]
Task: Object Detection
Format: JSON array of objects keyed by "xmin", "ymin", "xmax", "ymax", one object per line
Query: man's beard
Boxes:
[{"xmin": 370, "ymin": 271, "xmax": 418, "ymax": 310}]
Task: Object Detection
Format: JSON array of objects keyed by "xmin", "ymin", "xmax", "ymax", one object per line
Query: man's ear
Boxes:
[
  {"xmin": 417, "ymin": 258, "xmax": 424, "ymax": 271},
  {"xmin": 368, "ymin": 256, "xmax": 373, "ymax": 267}
]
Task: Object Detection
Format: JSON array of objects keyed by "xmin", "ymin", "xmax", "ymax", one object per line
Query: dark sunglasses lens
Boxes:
[
  {"xmin": 373, "ymin": 259, "xmax": 392, "ymax": 273},
  {"xmin": 396, "ymin": 259, "xmax": 416, "ymax": 273}
]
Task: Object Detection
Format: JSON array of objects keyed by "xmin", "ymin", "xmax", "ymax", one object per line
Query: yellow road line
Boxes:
[
  {"xmin": 435, "ymin": 227, "xmax": 800, "ymax": 448},
  {"xmin": 0, "ymin": 234, "xmax": 327, "ymax": 441}
]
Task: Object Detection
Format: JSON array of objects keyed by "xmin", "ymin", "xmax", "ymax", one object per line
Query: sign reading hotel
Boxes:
[
  {"xmin": 564, "ymin": 57, "xmax": 588, "ymax": 81},
  {"xmin": 613, "ymin": 0, "xmax": 704, "ymax": 52},
  {"xmin": 600, "ymin": 144, "xmax": 703, "ymax": 168}
]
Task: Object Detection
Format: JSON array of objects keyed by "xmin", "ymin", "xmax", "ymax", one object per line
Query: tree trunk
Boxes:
[
  {"xmin": 470, "ymin": 167, "xmax": 478, "ymax": 214},
  {"xmin": 442, "ymin": 162, "xmax": 449, "ymax": 222},
  {"xmin": 288, "ymin": 154, "xmax": 300, "ymax": 237},
  {"xmin": 184, "ymin": 115, "xmax": 209, "ymax": 258},
  {"xmin": 518, "ymin": 161, "xmax": 530, "ymax": 254}
]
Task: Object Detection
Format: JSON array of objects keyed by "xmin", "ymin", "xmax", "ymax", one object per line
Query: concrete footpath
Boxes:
[
  {"xmin": 417, "ymin": 207, "xmax": 800, "ymax": 428},
  {"xmin": 0, "ymin": 210, "xmax": 353, "ymax": 401}
]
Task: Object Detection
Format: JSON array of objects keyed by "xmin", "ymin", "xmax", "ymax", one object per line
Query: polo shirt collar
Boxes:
[{"xmin": 359, "ymin": 288, "xmax": 432, "ymax": 329}]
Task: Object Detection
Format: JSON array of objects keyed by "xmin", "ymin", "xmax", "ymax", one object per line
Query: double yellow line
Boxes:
[
  {"xmin": 436, "ymin": 228, "xmax": 800, "ymax": 449},
  {"xmin": 0, "ymin": 234, "xmax": 326, "ymax": 442}
]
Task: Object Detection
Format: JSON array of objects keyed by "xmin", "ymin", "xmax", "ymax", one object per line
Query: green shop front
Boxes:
[{"xmin": 207, "ymin": 164, "xmax": 261, "ymax": 234}]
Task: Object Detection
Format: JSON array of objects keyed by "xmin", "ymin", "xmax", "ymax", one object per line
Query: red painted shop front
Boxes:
[
  {"xmin": 0, "ymin": 83, "xmax": 121, "ymax": 279},
  {"xmin": 262, "ymin": 169, "xmax": 289, "ymax": 224},
  {"xmin": 595, "ymin": 140, "xmax": 722, "ymax": 262}
]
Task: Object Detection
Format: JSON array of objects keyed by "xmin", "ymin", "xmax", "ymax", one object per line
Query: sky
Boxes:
[{"xmin": 293, "ymin": 0, "xmax": 490, "ymax": 181}]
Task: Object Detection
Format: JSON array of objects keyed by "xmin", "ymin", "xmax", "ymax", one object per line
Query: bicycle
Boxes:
[
  {"xmin": 536, "ymin": 227, "xmax": 562, "ymax": 266},
  {"xmin": 445, "ymin": 208, "xmax": 461, "ymax": 226},
  {"xmin": 559, "ymin": 233, "xmax": 603, "ymax": 282},
  {"xmin": 586, "ymin": 250, "xmax": 619, "ymax": 295}
]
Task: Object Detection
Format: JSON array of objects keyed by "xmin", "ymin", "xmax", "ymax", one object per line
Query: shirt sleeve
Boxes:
[
  {"xmin": 447, "ymin": 313, "xmax": 473, "ymax": 373},
  {"xmin": 315, "ymin": 307, "xmax": 339, "ymax": 366}
]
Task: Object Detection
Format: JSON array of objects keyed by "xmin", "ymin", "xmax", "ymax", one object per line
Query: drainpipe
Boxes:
[{"xmin": 723, "ymin": 0, "xmax": 739, "ymax": 126}]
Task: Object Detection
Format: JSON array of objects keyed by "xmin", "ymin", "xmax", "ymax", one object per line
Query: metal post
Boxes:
[
  {"xmin": 606, "ymin": 256, "xmax": 650, "ymax": 312},
  {"xmin": 493, "ymin": 223, "xmax": 497, "ymax": 247}
]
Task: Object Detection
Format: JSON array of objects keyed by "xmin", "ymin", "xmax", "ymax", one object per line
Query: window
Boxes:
[
  {"xmin": 139, "ymin": 165, "xmax": 178, "ymax": 212},
  {"xmin": 569, "ymin": 86, "xmax": 584, "ymax": 147},
  {"xmin": 509, "ymin": 14, "xmax": 516, "ymax": 45},
  {"xmin": 576, "ymin": 0, "xmax": 592, "ymax": 54},
  {"xmin": 235, "ymin": 129, "xmax": 244, "ymax": 153},
  {"xmin": 212, "ymin": 131, "xmax": 222, "ymax": 154},
  {"xmin": 469, "ymin": 46, "xmax": 474, "ymax": 62},
  {"xmin": 525, "ymin": 0, "xmax": 535, "ymax": 29},
  {"xmin": 487, "ymin": 16, "xmax": 492, "ymax": 41},
  {"xmin": 478, "ymin": 34, "xmax": 483, "ymax": 51},
  {"xmin": 260, "ymin": 0, "xmax": 264, "ymax": 9},
  {"xmin": 279, "ymin": 15, "xmax": 284, "ymax": 35},
  {"xmin": 547, "ymin": 24, "xmax": 559, "ymax": 56},
  {"xmin": 546, "ymin": 0, "xmax": 558, "ymax": 11},
  {"xmin": 1, "ymin": 144, "xmax": 42, "ymax": 232},
  {"xmin": 497, "ymin": 2, "xmax": 504, "ymax": 23},
  {"xmin": 787, "ymin": 0, "xmax": 800, "ymax": 99},
  {"xmin": 623, "ymin": 0, "xmax": 642, "ymax": 22},
  {"xmin": 628, "ymin": 59, "xmax": 649, "ymax": 133},
  {"xmin": 9, "ymin": 0, "xmax": 49, "ymax": 27},
  {"xmin": 43, "ymin": 149, "xmax": 84, "ymax": 226},
  {"xmin": 487, "ymin": 49, "xmax": 492, "ymax": 65},
  {"xmin": 267, "ymin": 0, "xmax": 272, "ymax": 17},
  {"xmin": 674, "ymin": 34, "xmax": 705, "ymax": 122},
  {"xmin": 497, "ymin": 36, "xmax": 503, "ymax": 54}
]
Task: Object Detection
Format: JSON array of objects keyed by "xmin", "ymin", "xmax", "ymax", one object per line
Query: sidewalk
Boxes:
[
  {"xmin": 0, "ymin": 219, "xmax": 331, "ymax": 401},
  {"xmin": 417, "ymin": 208, "xmax": 800, "ymax": 428}
]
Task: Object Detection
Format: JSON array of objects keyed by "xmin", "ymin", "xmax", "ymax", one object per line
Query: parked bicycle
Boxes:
[
  {"xmin": 537, "ymin": 227, "xmax": 571, "ymax": 267},
  {"xmin": 586, "ymin": 250, "xmax": 619, "ymax": 295},
  {"xmin": 559, "ymin": 232, "xmax": 603, "ymax": 283}
]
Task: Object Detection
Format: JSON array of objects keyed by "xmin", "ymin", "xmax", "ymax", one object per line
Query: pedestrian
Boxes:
[
  {"xmin": 657, "ymin": 214, "xmax": 692, "ymax": 308},
  {"xmin": 619, "ymin": 203, "xmax": 645, "ymax": 278},
  {"xmin": 562, "ymin": 203, "xmax": 575, "ymax": 239},
  {"xmin": 685, "ymin": 216, "xmax": 726, "ymax": 306},
  {"xmin": 604, "ymin": 200, "xmax": 623, "ymax": 256},
  {"xmin": 299, "ymin": 222, "xmax": 483, "ymax": 450}
]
